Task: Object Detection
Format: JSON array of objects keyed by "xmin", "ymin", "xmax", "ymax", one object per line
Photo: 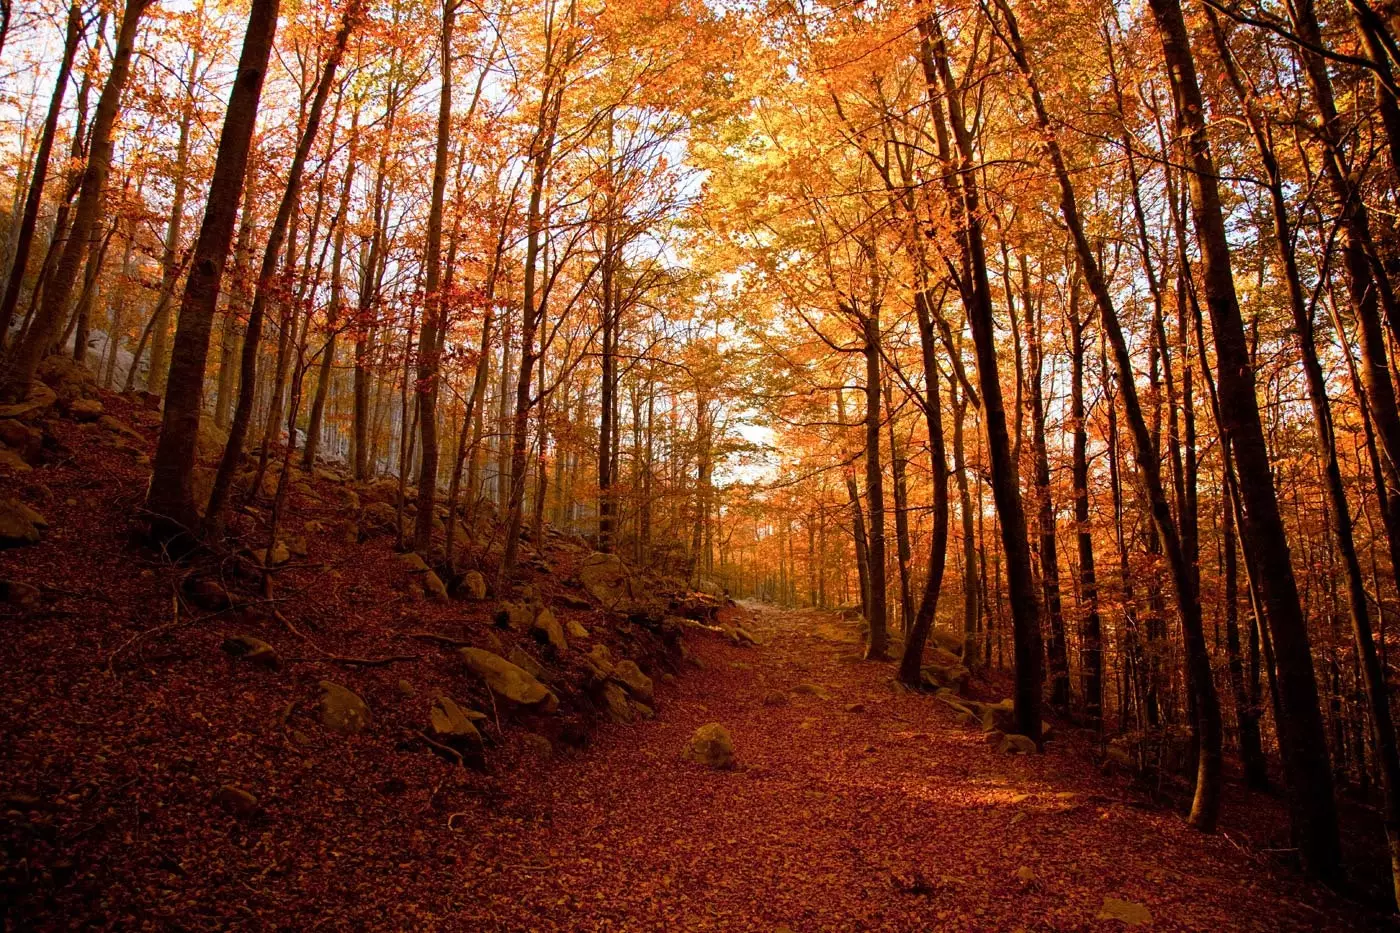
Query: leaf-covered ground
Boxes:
[{"xmin": 440, "ymin": 605, "xmax": 1393, "ymax": 932}]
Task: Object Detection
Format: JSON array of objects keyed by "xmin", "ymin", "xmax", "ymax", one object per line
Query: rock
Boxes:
[
  {"xmin": 0, "ymin": 498, "xmax": 47, "ymax": 548},
  {"xmin": 565, "ymin": 619, "xmax": 589, "ymax": 639},
  {"xmin": 687, "ymin": 723, "xmax": 735, "ymax": 769},
  {"xmin": 508, "ymin": 646, "xmax": 546, "ymax": 679},
  {"xmin": 1097, "ymin": 898, "xmax": 1152, "ymax": 926},
  {"xmin": 329, "ymin": 486, "xmax": 360, "ymax": 511},
  {"xmin": 68, "ymin": 398, "xmax": 103, "ymax": 421},
  {"xmin": 284, "ymin": 535, "xmax": 308, "ymax": 559},
  {"xmin": 497, "ymin": 601, "xmax": 535, "ymax": 632},
  {"xmin": 359, "ymin": 476, "xmax": 402, "ymax": 505},
  {"xmin": 730, "ymin": 625, "xmax": 759, "ymax": 646},
  {"xmin": 761, "ymin": 691, "xmax": 788, "ymax": 707},
  {"xmin": 931, "ymin": 628, "xmax": 965, "ymax": 656},
  {"xmin": 0, "ymin": 381, "xmax": 57, "ymax": 420},
  {"xmin": 318, "ymin": 681, "xmax": 370, "ymax": 734},
  {"xmin": 213, "ymin": 784, "xmax": 259, "ymax": 817},
  {"xmin": 611, "ymin": 659, "xmax": 654, "ymax": 704},
  {"xmin": 195, "ymin": 418, "xmax": 227, "ymax": 462},
  {"xmin": 250, "ymin": 542, "xmax": 290, "ymax": 567},
  {"xmin": 792, "ymin": 683, "xmax": 832, "ymax": 700},
  {"xmin": 37, "ymin": 355, "xmax": 93, "ymax": 401},
  {"xmin": 397, "ymin": 679, "xmax": 416, "ymax": 697},
  {"xmin": 360, "ymin": 502, "xmax": 401, "ymax": 535},
  {"xmin": 398, "ymin": 551, "xmax": 430, "ymax": 572},
  {"xmin": 585, "ymin": 644, "xmax": 615, "ymax": 680},
  {"xmin": 461, "ymin": 570, "xmax": 487, "ymax": 600},
  {"xmin": 600, "ymin": 682, "xmax": 634, "ymax": 722},
  {"xmin": 532, "ymin": 607, "xmax": 568, "ymax": 651},
  {"xmin": 576, "ymin": 551, "xmax": 633, "ymax": 608},
  {"xmin": 97, "ymin": 414, "xmax": 144, "ymax": 442},
  {"xmin": 423, "ymin": 570, "xmax": 448, "ymax": 600},
  {"xmin": 999, "ymin": 734, "xmax": 1038, "ymax": 755},
  {"xmin": 844, "ymin": 703, "xmax": 866, "ymax": 714},
  {"xmin": 459, "ymin": 647, "xmax": 559, "ymax": 712},
  {"xmin": 1014, "ymin": 866, "xmax": 1036, "ymax": 884},
  {"xmin": 0, "ymin": 579, "xmax": 41, "ymax": 609},
  {"xmin": 429, "ymin": 696, "xmax": 483, "ymax": 750},
  {"xmin": 0, "ymin": 448, "xmax": 30, "ymax": 473},
  {"xmin": 921, "ymin": 663, "xmax": 970, "ymax": 694},
  {"xmin": 222, "ymin": 635, "xmax": 280, "ymax": 670},
  {"xmin": 0, "ymin": 420, "xmax": 42, "ymax": 463}
]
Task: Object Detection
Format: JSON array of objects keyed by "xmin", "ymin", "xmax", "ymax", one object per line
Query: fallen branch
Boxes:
[
  {"xmin": 408, "ymin": 631, "xmax": 474, "ymax": 648},
  {"xmin": 276, "ymin": 611, "xmax": 421, "ymax": 666}
]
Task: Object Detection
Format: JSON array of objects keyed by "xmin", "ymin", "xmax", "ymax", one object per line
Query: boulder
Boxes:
[
  {"xmin": 532, "ymin": 608, "xmax": 568, "ymax": 652},
  {"xmin": 195, "ymin": 418, "xmax": 227, "ymax": 463},
  {"xmin": 761, "ymin": 691, "xmax": 788, "ymax": 707},
  {"xmin": 98, "ymin": 414, "xmax": 144, "ymax": 442},
  {"xmin": 576, "ymin": 551, "xmax": 633, "ymax": 608},
  {"xmin": 330, "ymin": 518, "xmax": 360, "ymax": 544},
  {"xmin": 565, "ymin": 619, "xmax": 589, "ymax": 639},
  {"xmin": 600, "ymin": 682, "xmax": 634, "ymax": 723},
  {"xmin": 585, "ymin": 644, "xmax": 615, "ymax": 680},
  {"xmin": 459, "ymin": 647, "xmax": 558, "ymax": 712},
  {"xmin": 429, "ymin": 696, "xmax": 483, "ymax": 750},
  {"xmin": 398, "ymin": 551, "xmax": 430, "ymax": 573},
  {"xmin": 461, "ymin": 570, "xmax": 487, "ymax": 600},
  {"xmin": 0, "ymin": 498, "xmax": 46, "ymax": 548},
  {"xmin": 318, "ymin": 681, "xmax": 370, "ymax": 734},
  {"xmin": 687, "ymin": 723, "xmax": 735, "ymax": 769},
  {"xmin": 423, "ymin": 570, "xmax": 448, "ymax": 600},
  {"xmin": 213, "ymin": 784, "xmax": 259, "ymax": 817},
  {"xmin": 611, "ymin": 659, "xmax": 654, "ymax": 704},
  {"xmin": 222, "ymin": 635, "xmax": 280, "ymax": 670},
  {"xmin": 37, "ymin": 355, "xmax": 93, "ymax": 402},
  {"xmin": 330, "ymin": 486, "xmax": 361, "ymax": 511},
  {"xmin": 250, "ymin": 542, "xmax": 290, "ymax": 567},
  {"xmin": 521, "ymin": 732, "xmax": 553, "ymax": 757},
  {"xmin": 0, "ymin": 448, "xmax": 31, "ymax": 473}
]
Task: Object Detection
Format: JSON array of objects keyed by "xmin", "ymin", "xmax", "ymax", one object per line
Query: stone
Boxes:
[
  {"xmin": 532, "ymin": 607, "xmax": 568, "ymax": 652},
  {"xmin": 459, "ymin": 647, "xmax": 558, "ymax": 712},
  {"xmin": 398, "ymin": 551, "xmax": 430, "ymax": 572},
  {"xmin": 611, "ymin": 659, "xmax": 654, "ymax": 704},
  {"xmin": 1097, "ymin": 898, "xmax": 1152, "ymax": 927},
  {"xmin": 97, "ymin": 414, "xmax": 144, "ymax": 442},
  {"xmin": 360, "ymin": 502, "xmax": 401, "ymax": 535},
  {"xmin": 792, "ymin": 683, "xmax": 832, "ymax": 700},
  {"xmin": 429, "ymin": 696, "xmax": 483, "ymax": 749},
  {"xmin": 37, "ymin": 355, "xmax": 93, "ymax": 402},
  {"xmin": 0, "ymin": 498, "xmax": 46, "ymax": 548},
  {"xmin": 600, "ymin": 682, "xmax": 634, "ymax": 722},
  {"xmin": 462, "ymin": 570, "xmax": 487, "ymax": 600},
  {"xmin": 250, "ymin": 542, "xmax": 290, "ymax": 567},
  {"xmin": 508, "ymin": 646, "xmax": 546, "ymax": 680},
  {"xmin": 0, "ymin": 420, "xmax": 42, "ymax": 463},
  {"xmin": 497, "ymin": 601, "xmax": 535, "ymax": 632},
  {"xmin": 585, "ymin": 644, "xmax": 615, "ymax": 680},
  {"xmin": 921, "ymin": 663, "xmax": 970, "ymax": 694},
  {"xmin": 687, "ymin": 723, "xmax": 735, "ymax": 769},
  {"xmin": 558, "ymin": 593, "xmax": 592, "ymax": 610},
  {"xmin": 397, "ymin": 679, "xmax": 416, "ymax": 697},
  {"xmin": 576, "ymin": 551, "xmax": 633, "ymax": 608},
  {"xmin": 214, "ymin": 784, "xmax": 259, "ymax": 817},
  {"xmin": 565, "ymin": 619, "xmax": 589, "ymax": 639},
  {"xmin": 318, "ymin": 681, "xmax": 370, "ymax": 734},
  {"xmin": 999, "ymin": 734, "xmax": 1038, "ymax": 755},
  {"xmin": 423, "ymin": 570, "xmax": 448, "ymax": 600},
  {"xmin": 1014, "ymin": 866, "xmax": 1036, "ymax": 884},
  {"xmin": 222, "ymin": 635, "xmax": 280, "ymax": 670},
  {"xmin": 284, "ymin": 535, "xmax": 308, "ymax": 559},
  {"xmin": 331, "ymin": 518, "xmax": 360, "ymax": 544},
  {"xmin": 0, "ymin": 382, "xmax": 57, "ymax": 420},
  {"xmin": 634, "ymin": 701, "xmax": 655, "ymax": 720},
  {"xmin": 0, "ymin": 448, "xmax": 31, "ymax": 473},
  {"xmin": 761, "ymin": 691, "xmax": 788, "ymax": 707},
  {"xmin": 195, "ymin": 418, "xmax": 227, "ymax": 463},
  {"xmin": 68, "ymin": 398, "xmax": 103, "ymax": 421},
  {"xmin": 330, "ymin": 486, "xmax": 361, "ymax": 511}
]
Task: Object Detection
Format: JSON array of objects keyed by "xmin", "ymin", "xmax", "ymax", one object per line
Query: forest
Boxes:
[{"xmin": 4, "ymin": 0, "xmax": 1400, "ymax": 926}]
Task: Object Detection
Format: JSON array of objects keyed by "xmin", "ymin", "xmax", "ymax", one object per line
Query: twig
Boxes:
[
  {"xmin": 408, "ymin": 631, "xmax": 474, "ymax": 648},
  {"xmin": 276, "ymin": 611, "xmax": 421, "ymax": 666}
]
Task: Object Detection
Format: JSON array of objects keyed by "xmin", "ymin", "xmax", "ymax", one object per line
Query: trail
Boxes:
[{"xmin": 446, "ymin": 604, "xmax": 1384, "ymax": 931}]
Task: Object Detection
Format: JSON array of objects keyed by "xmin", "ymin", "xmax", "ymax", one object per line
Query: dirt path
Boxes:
[{"xmin": 433, "ymin": 604, "xmax": 1389, "ymax": 932}]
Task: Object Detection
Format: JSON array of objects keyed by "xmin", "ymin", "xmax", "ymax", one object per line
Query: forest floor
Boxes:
[{"xmin": 450, "ymin": 602, "xmax": 1394, "ymax": 933}]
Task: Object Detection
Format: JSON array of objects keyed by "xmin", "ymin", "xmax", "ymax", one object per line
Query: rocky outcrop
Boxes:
[{"xmin": 576, "ymin": 552, "xmax": 633, "ymax": 608}]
